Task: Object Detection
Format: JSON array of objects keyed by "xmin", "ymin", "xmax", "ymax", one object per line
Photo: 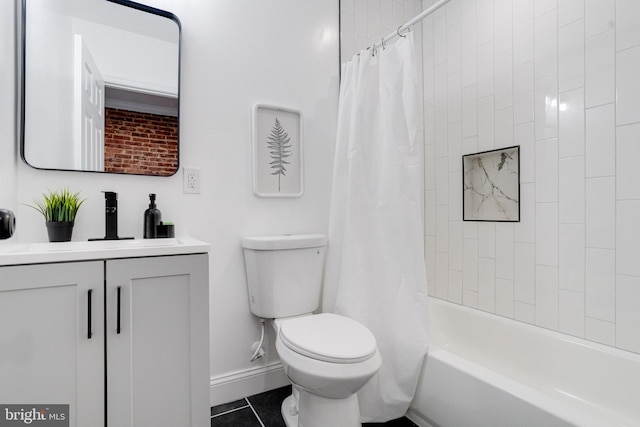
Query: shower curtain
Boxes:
[{"xmin": 323, "ymin": 32, "xmax": 429, "ymax": 422}]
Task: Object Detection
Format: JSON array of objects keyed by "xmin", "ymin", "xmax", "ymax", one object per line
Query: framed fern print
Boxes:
[{"xmin": 252, "ymin": 104, "xmax": 303, "ymax": 197}]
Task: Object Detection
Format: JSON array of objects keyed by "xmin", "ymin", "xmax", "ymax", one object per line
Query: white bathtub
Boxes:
[{"xmin": 407, "ymin": 299, "xmax": 640, "ymax": 427}]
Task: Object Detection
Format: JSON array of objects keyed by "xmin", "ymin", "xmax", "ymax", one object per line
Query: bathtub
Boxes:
[{"xmin": 407, "ymin": 299, "xmax": 640, "ymax": 427}]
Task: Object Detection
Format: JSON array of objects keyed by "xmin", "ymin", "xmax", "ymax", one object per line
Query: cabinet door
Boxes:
[
  {"xmin": 0, "ymin": 261, "xmax": 105, "ymax": 427},
  {"xmin": 106, "ymin": 254, "xmax": 209, "ymax": 427}
]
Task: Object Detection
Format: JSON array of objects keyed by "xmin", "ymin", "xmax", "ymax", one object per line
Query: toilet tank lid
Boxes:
[{"xmin": 241, "ymin": 234, "xmax": 327, "ymax": 250}]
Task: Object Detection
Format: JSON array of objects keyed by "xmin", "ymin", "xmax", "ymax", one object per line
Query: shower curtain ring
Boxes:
[
  {"xmin": 371, "ymin": 43, "xmax": 377, "ymax": 57},
  {"xmin": 397, "ymin": 25, "xmax": 407, "ymax": 38},
  {"xmin": 381, "ymin": 37, "xmax": 387, "ymax": 50}
]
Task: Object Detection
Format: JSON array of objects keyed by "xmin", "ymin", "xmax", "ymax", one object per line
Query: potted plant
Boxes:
[{"xmin": 28, "ymin": 188, "xmax": 86, "ymax": 242}]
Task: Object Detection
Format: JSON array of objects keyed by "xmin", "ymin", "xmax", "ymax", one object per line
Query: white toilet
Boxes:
[{"xmin": 242, "ymin": 234, "xmax": 382, "ymax": 427}]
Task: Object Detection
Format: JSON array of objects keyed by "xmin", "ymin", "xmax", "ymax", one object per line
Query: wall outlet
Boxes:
[{"xmin": 183, "ymin": 168, "xmax": 201, "ymax": 194}]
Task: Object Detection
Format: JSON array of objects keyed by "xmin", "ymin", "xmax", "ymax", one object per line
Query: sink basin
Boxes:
[{"xmin": 0, "ymin": 237, "xmax": 208, "ymax": 266}]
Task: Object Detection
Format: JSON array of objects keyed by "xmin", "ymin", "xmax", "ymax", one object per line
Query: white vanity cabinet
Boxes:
[
  {"xmin": 0, "ymin": 261, "xmax": 105, "ymax": 426},
  {"xmin": 0, "ymin": 239, "xmax": 209, "ymax": 427},
  {"xmin": 106, "ymin": 254, "xmax": 209, "ymax": 427}
]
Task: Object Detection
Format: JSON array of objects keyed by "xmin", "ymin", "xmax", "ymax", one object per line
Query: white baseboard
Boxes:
[{"xmin": 210, "ymin": 361, "xmax": 290, "ymax": 407}]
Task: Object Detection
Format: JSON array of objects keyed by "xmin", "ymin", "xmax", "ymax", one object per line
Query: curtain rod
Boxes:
[{"xmin": 370, "ymin": 0, "xmax": 451, "ymax": 52}]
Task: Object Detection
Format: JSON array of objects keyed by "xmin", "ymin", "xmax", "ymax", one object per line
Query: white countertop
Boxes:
[{"xmin": 0, "ymin": 236, "xmax": 209, "ymax": 266}]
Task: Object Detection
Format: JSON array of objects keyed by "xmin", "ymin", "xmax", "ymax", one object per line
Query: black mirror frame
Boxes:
[{"xmin": 17, "ymin": 0, "xmax": 182, "ymax": 176}]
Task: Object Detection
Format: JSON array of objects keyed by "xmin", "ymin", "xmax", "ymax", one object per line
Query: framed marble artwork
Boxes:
[{"xmin": 462, "ymin": 146, "xmax": 520, "ymax": 222}]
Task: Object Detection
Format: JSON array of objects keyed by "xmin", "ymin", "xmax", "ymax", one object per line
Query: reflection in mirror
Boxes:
[{"xmin": 20, "ymin": 0, "xmax": 181, "ymax": 176}]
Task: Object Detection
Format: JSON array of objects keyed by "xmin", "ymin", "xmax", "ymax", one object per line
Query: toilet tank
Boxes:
[{"xmin": 242, "ymin": 234, "xmax": 328, "ymax": 319}]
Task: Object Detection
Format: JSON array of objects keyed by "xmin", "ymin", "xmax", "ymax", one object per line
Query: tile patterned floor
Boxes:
[{"xmin": 210, "ymin": 385, "xmax": 419, "ymax": 426}]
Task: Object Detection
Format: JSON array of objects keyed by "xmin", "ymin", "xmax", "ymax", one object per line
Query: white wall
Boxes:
[
  {"xmin": 2, "ymin": 0, "xmax": 339, "ymax": 404},
  {"xmin": 422, "ymin": 0, "xmax": 640, "ymax": 355}
]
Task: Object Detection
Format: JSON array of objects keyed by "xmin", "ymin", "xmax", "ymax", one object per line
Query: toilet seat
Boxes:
[{"xmin": 279, "ymin": 313, "xmax": 377, "ymax": 364}]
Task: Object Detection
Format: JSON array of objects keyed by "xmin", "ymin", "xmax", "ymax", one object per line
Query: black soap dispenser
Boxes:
[{"xmin": 143, "ymin": 193, "xmax": 162, "ymax": 239}]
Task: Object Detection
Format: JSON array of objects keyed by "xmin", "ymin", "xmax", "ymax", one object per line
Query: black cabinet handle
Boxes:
[
  {"xmin": 117, "ymin": 286, "xmax": 121, "ymax": 334},
  {"xmin": 87, "ymin": 289, "xmax": 93, "ymax": 339}
]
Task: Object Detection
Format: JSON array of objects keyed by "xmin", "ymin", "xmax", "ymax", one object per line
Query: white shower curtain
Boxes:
[{"xmin": 323, "ymin": 32, "xmax": 429, "ymax": 422}]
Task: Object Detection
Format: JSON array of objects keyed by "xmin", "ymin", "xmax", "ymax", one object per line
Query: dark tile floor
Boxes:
[{"xmin": 210, "ymin": 385, "xmax": 418, "ymax": 426}]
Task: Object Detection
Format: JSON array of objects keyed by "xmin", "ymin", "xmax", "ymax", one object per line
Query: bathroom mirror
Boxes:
[{"xmin": 18, "ymin": 0, "xmax": 181, "ymax": 176}]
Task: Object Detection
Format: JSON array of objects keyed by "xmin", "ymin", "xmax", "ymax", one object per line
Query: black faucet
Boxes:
[
  {"xmin": 89, "ymin": 191, "xmax": 133, "ymax": 241},
  {"xmin": 104, "ymin": 191, "xmax": 119, "ymax": 240}
]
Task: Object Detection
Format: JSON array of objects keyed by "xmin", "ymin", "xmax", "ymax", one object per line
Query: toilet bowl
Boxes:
[
  {"xmin": 242, "ymin": 234, "xmax": 381, "ymax": 427},
  {"xmin": 273, "ymin": 313, "xmax": 382, "ymax": 427}
]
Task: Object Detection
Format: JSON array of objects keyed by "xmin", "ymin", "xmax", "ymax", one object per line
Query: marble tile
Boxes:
[
  {"xmin": 616, "ymin": 0, "xmax": 640, "ymax": 52},
  {"xmin": 559, "ymin": 156, "xmax": 585, "ymax": 224},
  {"xmin": 536, "ymin": 202, "xmax": 559, "ymax": 267},
  {"xmin": 463, "ymin": 290, "xmax": 479, "ymax": 308},
  {"xmin": 559, "ymin": 289, "xmax": 585, "ymax": 338},
  {"xmin": 447, "ymin": 23, "xmax": 462, "ymax": 75},
  {"xmin": 448, "ymin": 121, "xmax": 462, "ymax": 172},
  {"xmin": 514, "ymin": 61, "xmax": 535, "ymax": 124},
  {"xmin": 515, "ymin": 122, "xmax": 535, "ymax": 183},
  {"xmin": 585, "ymin": 177, "xmax": 615, "ymax": 249},
  {"xmin": 558, "ymin": 88, "xmax": 585, "ymax": 158},
  {"xmin": 449, "ymin": 220, "xmax": 464, "ymax": 270},
  {"xmin": 462, "ymin": 84, "xmax": 478, "ymax": 138},
  {"xmin": 495, "ymin": 108, "xmax": 514, "ymax": 148},
  {"xmin": 558, "ymin": 0, "xmax": 583, "ymax": 27},
  {"xmin": 493, "ymin": 0, "xmax": 513, "ymax": 53},
  {"xmin": 461, "ymin": 0, "xmax": 477, "ymax": 36},
  {"xmin": 585, "ymin": 31, "xmax": 615, "ymax": 108},
  {"xmin": 514, "ymin": 301, "xmax": 535, "ymax": 324},
  {"xmin": 513, "ymin": 0, "xmax": 534, "ymax": 66},
  {"xmin": 616, "ymin": 275, "xmax": 640, "ymax": 354},
  {"xmin": 534, "ymin": 9, "xmax": 558, "ymax": 78},
  {"xmin": 478, "ymin": 257, "xmax": 496, "ymax": 312},
  {"xmin": 448, "ymin": 72, "xmax": 462, "ymax": 123},
  {"xmin": 477, "ymin": 96, "xmax": 495, "ymax": 151},
  {"xmin": 436, "ymin": 251, "xmax": 449, "ymax": 298},
  {"xmin": 586, "ymin": 317, "xmax": 615, "ymax": 346},
  {"xmin": 495, "ymin": 50, "xmax": 514, "ymax": 110},
  {"xmin": 585, "ymin": 248, "xmax": 615, "ymax": 322},
  {"xmin": 461, "ymin": 32, "xmax": 477, "ymax": 87},
  {"xmin": 535, "ymin": 265, "xmax": 559, "ymax": 330},
  {"xmin": 617, "ymin": 124, "xmax": 640, "ymax": 200},
  {"xmin": 463, "ymin": 238, "xmax": 479, "ymax": 290},
  {"xmin": 515, "ymin": 242, "xmax": 535, "ymax": 303},
  {"xmin": 534, "ymin": 0, "xmax": 556, "ymax": 17},
  {"xmin": 534, "ymin": 75, "xmax": 558, "ymax": 140},
  {"xmin": 463, "ymin": 146, "xmax": 520, "ymax": 221},
  {"xmin": 559, "ymin": 224, "xmax": 586, "ymax": 292},
  {"xmin": 558, "ymin": 19, "xmax": 585, "ymax": 92},
  {"xmin": 477, "ymin": 41, "xmax": 495, "ymax": 98},
  {"xmin": 476, "ymin": 0, "xmax": 494, "ymax": 45},
  {"xmin": 617, "ymin": 200, "xmax": 640, "ymax": 277},
  {"xmin": 585, "ymin": 0, "xmax": 615, "ymax": 38},
  {"xmin": 535, "ymin": 138, "xmax": 559, "ymax": 202},
  {"xmin": 496, "ymin": 278, "xmax": 515, "ymax": 318},
  {"xmin": 478, "ymin": 222, "xmax": 496, "ymax": 258},
  {"xmin": 616, "ymin": 45, "xmax": 640, "ymax": 126},
  {"xmin": 514, "ymin": 183, "xmax": 536, "ymax": 243},
  {"xmin": 585, "ymin": 103, "xmax": 615, "ymax": 177},
  {"xmin": 495, "ymin": 223, "xmax": 514, "ymax": 280},
  {"xmin": 448, "ymin": 270, "xmax": 464, "ymax": 304}
]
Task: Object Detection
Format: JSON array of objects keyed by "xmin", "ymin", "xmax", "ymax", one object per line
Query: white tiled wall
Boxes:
[
  {"xmin": 341, "ymin": 0, "xmax": 640, "ymax": 356},
  {"xmin": 423, "ymin": 0, "xmax": 640, "ymax": 355},
  {"xmin": 340, "ymin": 0, "xmax": 423, "ymax": 62}
]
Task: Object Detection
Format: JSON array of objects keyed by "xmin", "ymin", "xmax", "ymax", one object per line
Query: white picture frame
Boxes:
[{"xmin": 251, "ymin": 104, "xmax": 304, "ymax": 198}]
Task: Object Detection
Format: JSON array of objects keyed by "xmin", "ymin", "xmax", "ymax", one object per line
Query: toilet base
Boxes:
[{"xmin": 281, "ymin": 386, "xmax": 362, "ymax": 427}]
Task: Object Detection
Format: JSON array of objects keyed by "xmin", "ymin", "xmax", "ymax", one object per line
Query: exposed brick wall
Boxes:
[{"xmin": 104, "ymin": 108, "xmax": 178, "ymax": 176}]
